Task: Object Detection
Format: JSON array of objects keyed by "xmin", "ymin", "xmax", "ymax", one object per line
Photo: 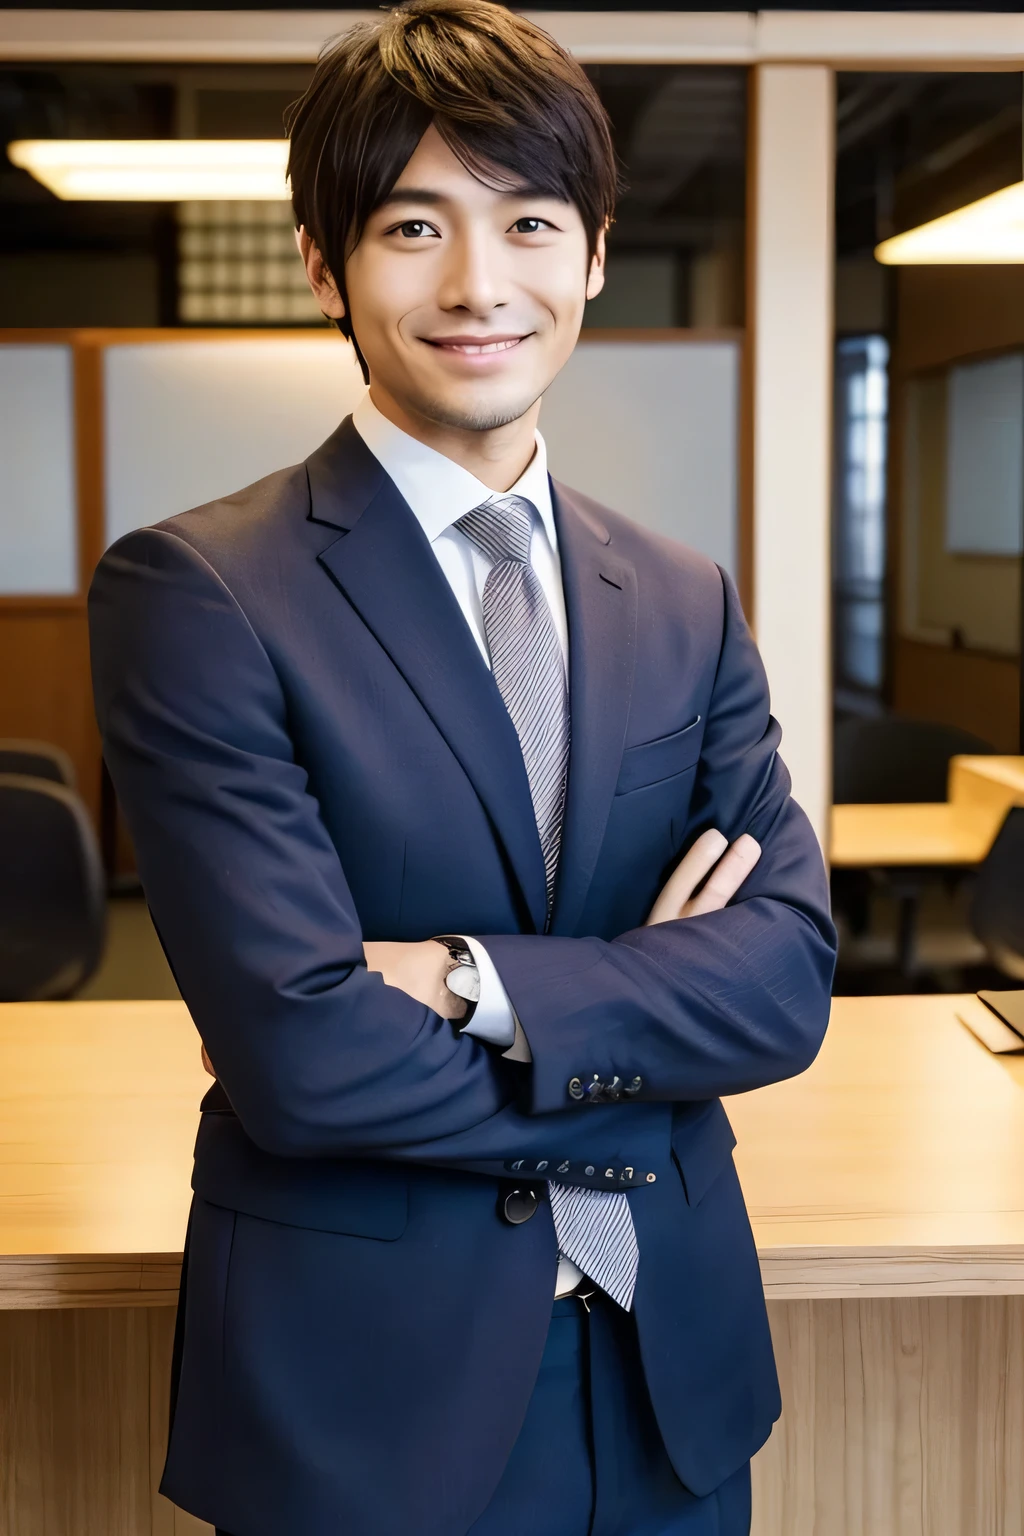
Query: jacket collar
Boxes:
[
  {"xmin": 547, "ymin": 480, "xmax": 637, "ymax": 936},
  {"xmin": 309, "ymin": 419, "xmax": 548, "ymax": 932},
  {"xmin": 306, "ymin": 419, "xmax": 636, "ymax": 937}
]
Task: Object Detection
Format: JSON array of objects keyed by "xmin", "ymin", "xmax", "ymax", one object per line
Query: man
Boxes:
[{"xmin": 88, "ymin": 4, "xmax": 836, "ymax": 1533}]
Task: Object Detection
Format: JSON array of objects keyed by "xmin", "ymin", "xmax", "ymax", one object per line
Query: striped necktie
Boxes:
[{"xmin": 455, "ymin": 495, "xmax": 640, "ymax": 1310}]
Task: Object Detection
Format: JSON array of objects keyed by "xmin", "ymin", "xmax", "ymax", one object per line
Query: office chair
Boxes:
[
  {"xmin": 0, "ymin": 738, "xmax": 76, "ymax": 788},
  {"xmin": 0, "ymin": 774, "xmax": 106, "ymax": 1001},
  {"xmin": 970, "ymin": 807, "xmax": 1024, "ymax": 980},
  {"xmin": 833, "ymin": 715, "xmax": 993, "ymax": 805}
]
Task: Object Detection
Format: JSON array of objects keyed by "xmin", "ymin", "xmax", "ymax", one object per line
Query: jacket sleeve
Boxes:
[
  {"xmin": 88, "ymin": 526, "xmax": 667, "ymax": 1175},
  {"xmin": 479, "ymin": 568, "xmax": 838, "ymax": 1116}
]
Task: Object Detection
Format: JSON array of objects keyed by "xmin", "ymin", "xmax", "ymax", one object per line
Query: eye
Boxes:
[
  {"xmin": 394, "ymin": 220, "xmax": 438, "ymax": 239},
  {"xmin": 510, "ymin": 217, "xmax": 552, "ymax": 235}
]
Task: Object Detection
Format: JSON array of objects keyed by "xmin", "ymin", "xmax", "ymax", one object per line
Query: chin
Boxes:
[{"xmin": 413, "ymin": 382, "xmax": 542, "ymax": 434}]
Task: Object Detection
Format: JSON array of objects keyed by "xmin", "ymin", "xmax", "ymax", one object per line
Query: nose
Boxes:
[{"xmin": 436, "ymin": 225, "xmax": 507, "ymax": 317}]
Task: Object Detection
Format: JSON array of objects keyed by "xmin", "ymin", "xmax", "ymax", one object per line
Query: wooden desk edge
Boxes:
[
  {"xmin": 759, "ymin": 1244, "xmax": 1024, "ymax": 1298},
  {"xmin": 6, "ymin": 1244, "xmax": 1024, "ymax": 1308},
  {"xmin": 0, "ymin": 1254, "xmax": 183, "ymax": 1310}
]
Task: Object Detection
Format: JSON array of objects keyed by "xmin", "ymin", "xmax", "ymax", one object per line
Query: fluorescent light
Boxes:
[
  {"xmin": 7, "ymin": 139, "xmax": 290, "ymax": 200},
  {"xmin": 875, "ymin": 181, "xmax": 1024, "ymax": 265}
]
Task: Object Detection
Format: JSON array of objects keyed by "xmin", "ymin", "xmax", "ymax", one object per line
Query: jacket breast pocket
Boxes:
[
  {"xmin": 616, "ymin": 716, "xmax": 703, "ymax": 796},
  {"xmin": 671, "ymin": 1100, "xmax": 737, "ymax": 1208},
  {"xmin": 192, "ymin": 1112, "xmax": 408, "ymax": 1240}
]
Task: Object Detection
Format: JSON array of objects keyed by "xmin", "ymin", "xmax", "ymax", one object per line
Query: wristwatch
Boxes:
[{"xmin": 432, "ymin": 935, "xmax": 481, "ymax": 1026}]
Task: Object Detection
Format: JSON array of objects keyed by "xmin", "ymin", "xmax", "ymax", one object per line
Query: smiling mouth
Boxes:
[{"xmin": 425, "ymin": 335, "xmax": 528, "ymax": 355}]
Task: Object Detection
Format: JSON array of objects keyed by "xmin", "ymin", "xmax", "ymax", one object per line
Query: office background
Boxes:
[
  {"xmin": 4, "ymin": 10, "xmax": 1023, "ymax": 848},
  {"xmin": 2, "ymin": 8, "xmax": 1024, "ymax": 1533}
]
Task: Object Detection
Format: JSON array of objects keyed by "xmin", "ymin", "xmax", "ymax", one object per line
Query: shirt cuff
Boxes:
[{"xmin": 456, "ymin": 936, "xmax": 517, "ymax": 1050}]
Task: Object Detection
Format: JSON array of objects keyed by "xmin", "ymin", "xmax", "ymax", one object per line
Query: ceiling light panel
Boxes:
[
  {"xmin": 875, "ymin": 181, "xmax": 1024, "ymax": 265},
  {"xmin": 7, "ymin": 140, "xmax": 290, "ymax": 201}
]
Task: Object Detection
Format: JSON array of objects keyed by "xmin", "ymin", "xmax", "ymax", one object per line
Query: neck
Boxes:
[{"xmin": 367, "ymin": 385, "xmax": 540, "ymax": 493}]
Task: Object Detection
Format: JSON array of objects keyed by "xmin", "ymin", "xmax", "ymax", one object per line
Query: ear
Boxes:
[
  {"xmin": 585, "ymin": 226, "xmax": 607, "ymax": 302},
  {"xmin": 295, "ymin": 225, "xmax": 346, "ymax": 320}
]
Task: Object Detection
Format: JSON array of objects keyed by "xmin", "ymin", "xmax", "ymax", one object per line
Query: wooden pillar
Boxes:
[{"xmin": 749, "ymin": 65, "xmax": 835, "ymax": 846}]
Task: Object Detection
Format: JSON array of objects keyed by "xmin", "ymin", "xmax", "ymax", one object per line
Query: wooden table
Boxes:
[
  {"xmin": 4, "ymin": 996, "xmax": 1024, "ymax": 1534},
  {"xmin": 830, "ymin": 800, "xmax": 997, "ymax": 868},
  {"xmin": 949, "ymin": 754, "xmax": 1024, "ymax": 823},
  {"xmin": 830, "ymin": 754, "xmax": 1024, "ymax": 871}
]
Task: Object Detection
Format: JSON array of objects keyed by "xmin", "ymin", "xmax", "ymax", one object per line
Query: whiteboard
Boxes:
[
  {"xmin": 103, "ymin": 334, "xmax": 739, "ymax": 573},
  {"xmin": 542, "ymin": 339, "xmax": 738, "ymax": 573},
  {"xmin": 0, "ymin": 345, "xmax": 77, "ymax": 594},
  {"xmin": 104, "ymin": 338, "xmax": 367, "ymax": 544},
  {"xmin": 945, "ymin": 352, "xmax": 1024, "ymax": 557}
]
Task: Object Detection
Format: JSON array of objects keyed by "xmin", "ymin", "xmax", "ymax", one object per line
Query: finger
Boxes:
[
  {"xmin": 645, "ymin": 828, "xmax": 728, "ymax": 926},
  {"xmin": 683, "ymin": 835, "xmax": 761, "ymax": 916}
]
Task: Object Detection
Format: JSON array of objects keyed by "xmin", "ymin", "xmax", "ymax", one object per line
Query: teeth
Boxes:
[{"xmin": 443, "ymin": 338, "xmax": 520, "ymax": 354}]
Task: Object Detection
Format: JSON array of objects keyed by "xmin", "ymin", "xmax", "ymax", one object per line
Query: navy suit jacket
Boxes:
[{"xmin": 89, "ymin": 417, "xmax": 836, "ymax": 1536}]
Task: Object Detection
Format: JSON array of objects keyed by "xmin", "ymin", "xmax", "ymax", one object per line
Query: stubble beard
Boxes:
[{"xmin": 410, "ymin": 384, "xmax": 543, "ymax": 436}]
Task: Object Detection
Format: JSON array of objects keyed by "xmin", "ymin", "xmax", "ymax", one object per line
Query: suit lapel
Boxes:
[
  {"xmin": 307, "ymin": 420, "xmax": 549, "ymax": 933},
  {"xmin": 549, "ymin": 482, "xmax": 638, "ymax": 936}
]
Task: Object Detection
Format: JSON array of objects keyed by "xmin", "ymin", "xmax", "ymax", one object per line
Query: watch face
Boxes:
[{"xmin": 446, "ymin": 963, "xmax": 481, "ymax": 1003}]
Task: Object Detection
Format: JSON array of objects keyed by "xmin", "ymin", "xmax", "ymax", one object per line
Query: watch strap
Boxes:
[{"xmin": 432, "ymin": 935, "xmax": 481, "ymax": 1020}]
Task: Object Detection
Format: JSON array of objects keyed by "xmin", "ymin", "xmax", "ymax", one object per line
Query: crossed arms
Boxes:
[
  {"xmin": 201, "ymin": 829, "xmax": 762, "ymax": 1073},
  {"xmin": 89, "ymin": 527, "xmax": 836, "ymax": 1174}
]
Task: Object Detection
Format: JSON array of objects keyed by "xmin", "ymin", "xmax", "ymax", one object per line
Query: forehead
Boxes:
[{"xmin": 387, "ymin": 123, "xmax": 555, "ymax": 206}]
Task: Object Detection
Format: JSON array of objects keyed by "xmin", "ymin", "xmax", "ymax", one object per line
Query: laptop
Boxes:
[{"xmin": 957, "ymin": 990, "xmax": 1024, "ymax": 1054}]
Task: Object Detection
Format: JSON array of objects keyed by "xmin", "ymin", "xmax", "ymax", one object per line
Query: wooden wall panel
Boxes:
[
  {"xmin": 2, "ymin": 1294, "xmax": 1024, "ymax": 1535},
  {"xmin": 895, "ymin": 265, "xmax": 1024, "ymax": 377},
  {"xmin": 0, "ymin": 1306, "xmax": 212, "ymax": 1536},
  {"xmin": 892, "ymin": 636, "xmax": 1019, "ymax": 753},
  {"xmin": 0, "ymin": 608, "xmax": 101, "ymax": 825},
  {"xmin": 752, "ymin": 1296, "xmax": 1024, "ymax": 1536}
]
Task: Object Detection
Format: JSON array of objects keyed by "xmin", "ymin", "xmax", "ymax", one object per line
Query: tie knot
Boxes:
[{"xmin": 455, "ymin": 495, "xmax": 535, "ymax": 566}]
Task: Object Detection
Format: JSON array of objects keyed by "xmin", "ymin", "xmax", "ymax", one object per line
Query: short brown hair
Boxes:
[{"xmin": 285, "ymin": 0, "xmax": 619, "ymax": 377}]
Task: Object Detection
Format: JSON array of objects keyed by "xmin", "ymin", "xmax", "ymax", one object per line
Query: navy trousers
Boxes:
[{"xmin": 217, "ymin": 1292, "xmax": 750, "ymax": 1536}]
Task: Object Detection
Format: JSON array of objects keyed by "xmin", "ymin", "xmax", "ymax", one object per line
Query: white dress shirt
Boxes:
[{"xmin": 352, "ymin": 395, "xmax": 583, "ymax": 1297}]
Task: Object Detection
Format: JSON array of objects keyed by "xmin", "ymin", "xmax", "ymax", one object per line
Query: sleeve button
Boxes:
[
  {"xmin": 568, "ymin": 1078, "xmax": 584, "ymax": 1100},
  {"xmin": 646, "ymin": 1172, "xmax": 657, "ymax": 1183}
]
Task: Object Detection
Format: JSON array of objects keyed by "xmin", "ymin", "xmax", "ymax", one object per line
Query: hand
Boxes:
[
  {"xmin": 362, "ymin": 939, "xmax": 469, "ymax": 1021},
  {"xmin": 645, "ymin": 828, "xmax": 761, "ymax": 926},
  {"xmin": 198, "ymin": 839, "xmax": 759, "ymax": 1077}
]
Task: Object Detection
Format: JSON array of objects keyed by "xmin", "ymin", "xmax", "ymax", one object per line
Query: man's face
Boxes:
[{"xmin": 311, "ymin": 124, "xmax": 604, "ymax": 434}]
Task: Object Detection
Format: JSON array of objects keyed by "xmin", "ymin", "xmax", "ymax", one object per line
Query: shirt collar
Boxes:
[{"xmin": 352, "ymin": 393, "xmax": 556, "ymax": 550}]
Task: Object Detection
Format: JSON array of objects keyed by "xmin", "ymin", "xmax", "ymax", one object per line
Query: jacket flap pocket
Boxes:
[
  {"xmin": 192, "ymin": 1113, "xmax": 408, "ymax": 1240},
  {"xmin": 671, "ymin": 1100, "xmax": 737, "ymax": 1208},
  {"xmin": 617, "ymin": 716, "xmax": 702, "ymax": 796}
]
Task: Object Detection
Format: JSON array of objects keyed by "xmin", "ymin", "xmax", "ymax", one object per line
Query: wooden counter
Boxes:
[
  {"xmin": 730, "ymin": 992, "xmax": 1024, "ymax": 1295},
  {"xmin": 0, "ymin": 1001, "xmax": 206, "ymax": 1309},
  {"xmin": 4, "ymin": 996, "xmax": 1024, "ymax": 1303},
  {"xmin": 4, "ymin": 995, "xmax": 1024, "ymax": 1533}
]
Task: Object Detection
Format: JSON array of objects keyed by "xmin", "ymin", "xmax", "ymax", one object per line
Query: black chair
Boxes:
[
  {"xmin": 833, "ymin": 715, "xmax": 994, "ymax": 805},
  {"xmin": 0, "ymin": 774, "xmax": 106, "ymax": 1000},
  {"xmin": 970, "ymin": 807, "xmax": 1024, "ymax": 980},
  {"xmin": 0, "ymin": 738, "xmax": 76, "ymax": 788}
]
